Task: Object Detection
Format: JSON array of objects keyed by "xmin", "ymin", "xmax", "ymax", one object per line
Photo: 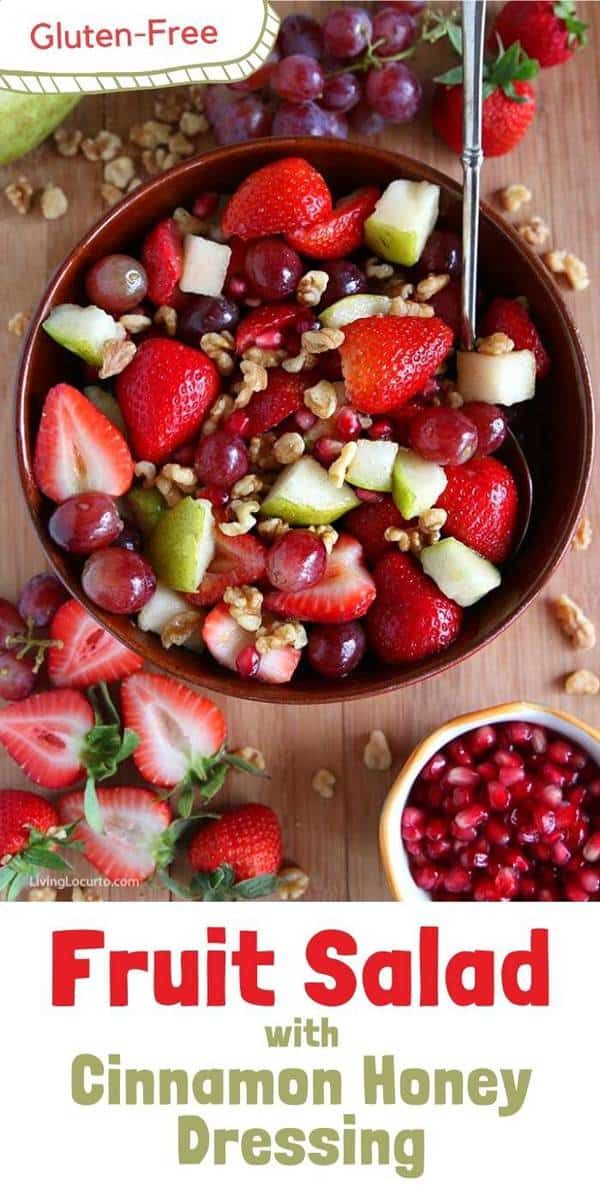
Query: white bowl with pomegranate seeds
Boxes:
[{"xmin": 380, "ymin": 703, "xmax": 600, "ymax": 902}]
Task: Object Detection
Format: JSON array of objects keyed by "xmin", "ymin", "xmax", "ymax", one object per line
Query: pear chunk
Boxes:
[
  {"xmin": 346, "ymin": 440, "xmax": 399, "ymax": 493},
  {"xmin": 421, "ymin": 538, "xmax": 501, "ymax": 607},
  {"xmin": 320, "ymin": 294, "xmax": 391, "ymax": 329},
  {"xmin": 260, "ymin": 457, "xmax": 359, "ymax": 526},
  {"xmin": 180, "ymin": 235, "xmax": 232, "ymax": 297},
  {"xmin": 84, "ymin": 385, "xmax": 126, "ymax": 434},
  {"xmin": 149, "ymin": 497, "xmax": 215, "ymax": 592},
  {"xmin": 364, "ymin": 180, "xmax": 440, "ymax": 267},
  {"xmin": 138, "ymin": 583, "xmax": 204, "ymax": 651},
  {"xmin": 392, "ymin": 448, "xmax": 447, "ymax": 519},
  {"xmin": 457, "ymin": 349, "xmax": 536, "ymax": 406},
  {"xmin": 124, "ymin": 486, "xmax": 166, "ymax": 537},
  {"xmin": 43, "ymin": 304, "xmax": 125, "ymax": 367}
]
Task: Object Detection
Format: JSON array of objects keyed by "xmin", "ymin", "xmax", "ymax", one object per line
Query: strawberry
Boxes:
[
  {"xmin": 184, "ymin": 528, "xmax": 267, "ymax": 606},
  {"xmin": 222, "ymin": 157, "xmax": 332, "ymax": 241},
  {"xmin": 0, "ymin": 688, "xmax": 138, "ymax": 832},
  {"xmin": 141, "ymin": 218, "xmax": 184, "ymax": 307},
  {"xmin": 187, "ymin": 803, "xmax": 282, "ymax": 899},
  {"xmin": 481, "ymin": 297, "xmax": 551, "ymax": 379},
  {"xmin": 439, "ymin": 457, "xmax": 519, "ymax": 565},
  {"xmin": 340, "ymin": 316, "xmax": 454, "ymax": 413},
  {"xmin": 48, "ymin": 600, "xmax": 143, "ymax": 688},
  {"xmin": 264, "ymin": 534, "xmax": 376, "ymax": 624},
  {"xmin": 33, "ymin": 383, "xmax": 134, "ymax": 503},
  {"xmin": 286, "ymin": 187, "xmax": 380, "ymax": 260},
  {"xmin": 491, "ymin": 2, "xmax": 587, "ymax": 68},
  {"xmin": 58, "ymin": 787, "xmax": 178, "ymax": 885},
  {"xmin": 0, "ymin": 790, "xmax": 72, "ymax": 900},
  {"xmin": 432, "ymin": 42, "xmax": 538, "ymax": 157},
  {"xmin": 235, "ymin": 303, "xmax": 313, "ymax": 355},
  {"xmin": 344, "ymin": 497, "xmax": 407, "ymax": 564},
  {"xmin": 241, "ymin": 367, "xmax": 318, "ymax": 438},
  {"xmin": 116, "ymin": 338, "xmax": 220, "ymax": 462},
  {"xmin": 366, "ymin": 552, "xmax": 463, "ymax": 664},
  {"xmin": 203, "ymin": 604, "xmax": 302, "ymax": 684}
]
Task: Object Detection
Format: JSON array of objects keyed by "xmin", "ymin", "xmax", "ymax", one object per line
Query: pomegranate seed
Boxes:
[
  {"xmin": 564, "ymin": 880, "xmax": 590, "ymax": 902},
  {"xmin": 510, "ymin": 776, "xmax": 534, "ymax": 802},
  {"xmin": 477, "ymin": 761, "xmax": 498, "ymax": 782},
  {"xmin": 445, "ymin": 766, "xmax": 480, "ymax": 787},
  {"xmin": 532, "ymin": 842, "xmax": 552, "ymax": 862},
  {"xmin": 292, "ymin": 408, "xmax": 317, "ymax": 433},
  {"xmin": 532, "ymin": 804, "xmax": 557, "ymax": 838},
  {"xmin": 192, "ymin": 191, "xmax": 219, "ymax": 218},
  {"xmin": 413, "ymin": 865, "xmax": 440, "ymax": 892},
  {"xmin": 487, "ymin": 818, "xmax": 510, "ymax": 846},
  {"xmin": 425, "ymin": 837, "xmax": 452, "ymax": 860},
  {"xmin": 540, "ymin": 761, "xmax": 568, "ymax": 787},
  {"xmin": 505, "ymin": 721, "xmax": 534, "ymax": 746},
  {"xmin": 421, "ymin": 752, "xmax": 447, "ymax": 782},
  {"xmin": 589, "ymin": 779, "xmax": 600, "ymax": 798},
  {"xmin": 498, "ymin": 765, "xmax": 526, "ymax": 787},
  {"xmin": 313, "ymin": 437, "xmax": 343, "ymax": 467},
  {"xmin": 494, "ymin": 749, "xmax": 523, "ymax": 768},
  {"xmin": 335, "ymin": 406, "xmax": 362, "ymax": 441},
  {"xmin": 531, "ymin": 781, "xmax": 562, "ymax": 807},
  {"xmin": 368, "ymin": 419, "xmax": 393, "ymax": 441},
  {"xmin": 519, "ymin": 878, "xmax": 537, "ymax": 899},
  {"xmin": 572, "ymin": 751, "xmax": 589, "ymax": 771},
  {"xmin": 503, "ymin": 848, "xmax": 529, "ymax": 872},
  {"xmin": 448, "ymin": 786, "xmax": 476, "ymax": 811},
  {"xmin": 227, "ymin": 275, "xmax": 248, "ymax": 301},
  {"xmin": 555, "ymin": 802, "xmax": 579, "ymax": 831},
  {"xmin": 531, "ymin": 727, "xmax": 548, "ymax": 754},
  {"xmin": 447, "ymin": 739, "xmax": 473, "ymax": 766},
  {"xmin": 197, "ymin": 484, "xmax": 230, "ymax": 508},
  {"xmin": 577, "ymin": 866, "xmax": 600, "ymax": 894},
  {"xmin": 466, "ymin": 724, "xmax": 497, "ymax": 757},
  {"xmin": 551, "ymin": 840, "xmax": 572, "ymax": 867},
  {"xmin": 453, "ymin": 803, "xmax": 487, "ymax": 831},
  {"xmin": 487, "ymin": 781, "xmax": 509, "ymax": 810},
  {"xmin": 516, "ymin": 823, "xmax": 539, "ymax": 846},
  {"xmin": 547, "ymin": 739, "xmax": 574, "ymax": 765},
  {"xmin": 583, "ymin": 832, "xmax": 600, "ymax": 862},
  {"xmin": 460, "ymin": 846, "xmax": 490, "ymax": 870},
  {"xmin": 236, "ymin": 645, "xmax": 261, "ymax": 679},
  {"xmin": 566, "ymin": 785, "xmax": 587, "ymax": 806},
  {"xmin": 224, "ymin": 410, "xmax": 250, "ymax": 438},
  {"xmin": 355, "ymin": 487, "xmax": 384, "ymax": 504},
  {"xmin": 401, "ymin": 806, "xmax": 426, "ymax": 841},
  {"xmin": 444, "ymin": 866, "xmax": 471, "ymax": 894},
  {"xmin": 537, "ymin": 885, "xmax": 558, "ymax": 901},
  {"xmin": 254, "ymin": 328, "xmax": 285, "ymax": 349},
  {"xmin": 425, "ymin": 816, "xmax": 448, "ymax": 841},
  {"xmin": 494, "ymin": 866, "xmax": 519, "ymax": 899},
  {"xmin": 474, "ymin": 880, "xmax": 500, "ymax": 901}
]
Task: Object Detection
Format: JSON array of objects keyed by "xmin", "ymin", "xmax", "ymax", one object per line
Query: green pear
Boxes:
[
  {"xmin": 457, "ymin": 349, "xmax": 536, "ymax": 406},
  {"xmin": 365, "ymin": 180, "xmax": 440, "ymax": 267},
  {"xmin": 346, "ymin": 440, "xmax": 399, "ymax": 493},
  {"xmin": 320, "ymin": 293, "xmax": 391, "ymax": 329},
  {"xmin": 260, "ymin": 457, "xmax": 359, "ymax": 525},
  {"xmin": 392, "ymin": 448, "xmax": 447, "ymax": 520},
  {"xmin": 0, "ymin": 92, "xmax": 79, "ymax": 166},
  {"xmin": 124, "ymin": 487, "xmax": 166, "ymax": 537},
  {"xmin": 43, "ymin": 304, "xmax": 125, "ymax": 367},
  {"xmin": 84, "ymin": 386, "xmax": 126, "ymax": 434},
  {"xmin": 149, "ymin": 497, "xmax": 215, "ymax": 593},
  {"xmin": 138, "ymin": 582, "xmax": 204, "ymax": 651},
  {"xmin": 421, "ymin": 538, "xmax": 501, "ymax": 607}
]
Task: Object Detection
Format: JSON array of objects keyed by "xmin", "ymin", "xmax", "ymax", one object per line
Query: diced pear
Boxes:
[
  {"xmin": 320, "ymin": 293, "xmax": 391, "ymax": 329},
  {"xmin": 43, "ymin": 303, "xmax": 125, "ymax": 367},
  {"xmin": 260, "ymin": 456, "xmax": 359, "ymax": 526},
  {"xmin": 421, "ymin": 537, "xmax": 501, "ymax": 607},
  {"xmin": 137, "ymin": 583, "xmax": 204, "ymax": 651},
  {"xmin": 149, "ymin": 497, "xmax": 215, "ymax": 592},
  {"xmin": 364, "ymin": 180, "xmax": 440, "ymax": 267},
  {"xmin": 84, "ymin": 385, "xmax": 126, "ymax": 434},
  {"xmin": 180, "ymin": 235, "xmax": 232, "ymax": 296},
  {"xmin": 346, "ymin": 439, "xmax": 399, "ymax": 492},
  {"xmin": 392, "ymin": 448, "xmax": 447, "ymax": 519},
  {"xmin": 457, "ymin": 349, "xmax": 536, "ymax": 406},
  {"xmin": 124, "ymin": 487, "xmax": 166, "ymax": 537}
]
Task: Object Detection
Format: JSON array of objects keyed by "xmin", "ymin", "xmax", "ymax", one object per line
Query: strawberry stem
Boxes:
[
  {"xmin": 81, "ymin": 685, "xmax": 140, "ymax": 834},
  {"xmin": 0, "ymin": 823, "xmax": 77, "ymax": 901},
  {"xmin": 167, "ymin": 749, "xmax": 268, "ymax": 820}
]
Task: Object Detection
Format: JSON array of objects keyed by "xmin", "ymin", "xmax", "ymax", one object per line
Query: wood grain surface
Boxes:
[{"xmin": 0, "ymin": 1, "xmax": 597, "ymax": 901}]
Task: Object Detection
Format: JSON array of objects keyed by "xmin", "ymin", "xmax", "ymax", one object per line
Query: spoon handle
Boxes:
[{"xmin": 461, "ymin": 0, "xmax": 487, "ymax": 349}]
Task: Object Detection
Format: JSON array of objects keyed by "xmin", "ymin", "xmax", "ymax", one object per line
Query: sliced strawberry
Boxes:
[
  {"xmin": 121, "ymin": 671, "xmax": 227, "ymax": 790},
  {"xmin": 33, "ymin": 383, "xmax": 134, "ymax": 503},
  {"xmin": 264, "ymin": 534, "xmax": 376, "ymax": 624},
  {"xmin": 235, "ymin": 303, "xmax": 310, "ymax": 355},
  {"xmin": 58, "ymin": 787, "xmax": 174, "ymax": 884},
  {"xmin": 287, "ymin": 187, "xmax": 380, "ymax": 259},
  {"xmin": 116, "ymin": 338, "xmax": 220, "ymax": 462},
  {"xmin": 203, "ymin": 604, "xmax": 301, "ymax": 684},
  {"xmin": 344, "ymin": 497, "xmax": 407, "ymax": 564},
  {"xmin": 439, "ymin": 457, "xmax": 519, "ymax": 564},
  {"xmin": 480, "ymin": 297, "xmax": 551, "ymax": 379},
  {"xmin": 242, "ymin": 367, "xmax": 317, "ymax": 438},
  {"xmin": 48, "ymin": 600, "xmax": 143, "ymax": 689},
  {"xmin": 366, "ymin": 552, "xmax": 463, "ymax": 664},
  {"xmin": 141, "ymin": 218, "xmax": 184, "ymax": 307},
  {"xmin": 0, "ymin": 689, "xmax": 93, "ymax": 789},
  {"xmin": 184, "ymin": 529, "xmax": 267, "ymax": 606},
  {"xmin": 222, "ymin": 157, "xmax": 332, "ymax": 241},
  {"xmin": 340, "ymin": 316, "xmax": 454, "ymax": 413}
]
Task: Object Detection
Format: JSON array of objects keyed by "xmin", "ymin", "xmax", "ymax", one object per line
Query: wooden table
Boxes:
[{"xmin": 0, "ymin": 1, "xmax": 597, "ymax": 901}]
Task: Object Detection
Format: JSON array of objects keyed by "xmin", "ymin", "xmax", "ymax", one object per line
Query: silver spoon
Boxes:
[{"xmin": 460, "ymin": 0, "xmax": 532, "ymax": 553}]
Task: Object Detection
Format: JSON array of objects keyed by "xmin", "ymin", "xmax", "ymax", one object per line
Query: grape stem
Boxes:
[
  {"xmin": 325, "ymin": 38, "xmax": 417, "ymax": 81},
  {"xmin": 6, "ymin": 620, "xmax": 64, "ymax": 673}
]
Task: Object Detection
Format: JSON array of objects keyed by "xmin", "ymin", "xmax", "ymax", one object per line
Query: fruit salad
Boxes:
[
  {"xmin": 402, "ymin": 721, "xmax": 600, "ymax": 901},
  {"xmin": 33, "ymin": 155, "xmax": 548, "ymax": 687}
]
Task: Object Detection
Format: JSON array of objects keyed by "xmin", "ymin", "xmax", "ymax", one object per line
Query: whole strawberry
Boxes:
[
  {"xmin": 432, "ymin": 42, "xmax": 539, "ymax": 157},
  {"xmin": 188, "ymin": 803, "xmax": 283, "ymax": 899},
  {"xmin": 340, "ymin": 315, "xmax": 454, "ymax": 412},
  {"xmin": 366, "ymin": 553, "xmax": 463, "ymax": 665},
  {"xmin": 481, "ymin": 297, "xmax": 551, "ymax": 379},
  {"xmin": 491, "ymin": 2, "xmax": 588, "ymax": 69},
  {"xmin": 439, "ymin": 457, "xmax": 519, "ymax": 564},
  {"xmin": 117, "ymin": 338, "xmax": 220, "ymax": 462},
  {"xmin": 0, "ymin": 790, "xmax": 71, "ymax": 900}
]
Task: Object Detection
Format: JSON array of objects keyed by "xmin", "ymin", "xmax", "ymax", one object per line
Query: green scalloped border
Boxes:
[{"xmin": 0, "ymin": 2, "xmax": 278, "ymax": 94}]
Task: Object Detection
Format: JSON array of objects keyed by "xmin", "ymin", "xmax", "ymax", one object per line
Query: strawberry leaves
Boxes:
[
  {"xmin": 0, "ymin": 822, "xmax": 77, "ymax": 901},
  {"xmin": 80, "ymin": 684, "xmax": 139, "ymax": 833},
  {"xmin": 169, "ymin": 750, "xmax": 267, "ymax": 819},
  {"xmin": 159, "ymin": 864, "xmax": 279, "ymax": 902},
  {"xmin": 554, "ymin": 2, "xmax": 588, "ymax": 48},
  {"xmin": 436, "ymin": 38, "xmax": 540, "ymax": 101}
]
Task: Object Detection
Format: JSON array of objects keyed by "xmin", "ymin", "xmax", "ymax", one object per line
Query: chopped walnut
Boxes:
[
  {"xmin": 168, "ymin": 131, "xmax": 194, "ymax": 157},
  {"xmin": 256, "ymin": 620, "xmax": 307, "ymax": 653},
  {"xmin": 7, "ymin": 312, "xmax": 29, "ymax": 337},
  {"xmin": 82, "ymin": 130, "xmax": 122, "ymax": 162},
  {"xmin": 159, "ymin": 463, "xmax": 198, "ymax": 493},
  {"xmin": 161, "ymin": 611, "xmax": 204, "ymax": 649},
  {"xmin": 390, "ymin": 295, "xmax": 434, "ymax": 318},
  {"xmin": 41, "ymin": 184, "xmax": 68, "ymax": 220},
  {"xmin": 4, "ymin": 176, "xmax": 34, "ymax": 215},
  {"xmin": 200, "ymin": 331, "xmax": 235, "ymax": 376},
  {"xmin": 363, "ymin": 729, "xmax": 393, "ymax": 771},
  {"xmin": 444, "ymin": 389, "xmax": 464, "ymax": 409},
  {"xmin": 282, "ymin": 348, "xmax": 317, "ymax": 373},
  {"xmin": 308, "ymin": 525, "xmax": 339, "ymax": 555},
  {"xmin": 155, "ymin": 477, "xmax": 182, "ymax": 508},
  {"xmin": 233, "ymin": 746, "xmax": 267, "ymax": 773},
  {"xmin": 154, "ymin": 93, "xmax": 185, "ymax": 123},
  {"xmin": 304, "ymin": 379, "xmax": 338, "ymax": 420},
  {"xmin": 553, "ymin": 594, "xmax": 596, "ymax": 650},
  {"xmin": 172, "ymin": 206, "xmax": 207, "ymax": 237},
  {"xmin": 544, "ymin": 249, "xmax": 590, "ymax": 291},
  {"xmin": 180, "ymin": 110, "xmax": 209, "ymax": 136},
  {"xmin": 312, "ymin": 768, "xmax": 336, "ymax": 800},
  {"xmin": 409, "ymin": 529, "xmax": 424, "ymax": 553},
  {"xmin": 258, "ymin": 517, "xmax": 289, "ymax": 541},
  {"xmin": 329, "ymin": 441, "xmax": 357, "ymax": 489},
  {"xmin": 104, "ymin": 156, "xmax": 136, "ymax": 190},
  {"xmin": 135, "ymin": 461, "xmax": 157, "ymax": 488},
  {"xmin": 302, "ymin": 327, "xmax": 345, "ymax": 355},
  {"xmin": 476, "ymin": 331, "xmax": 515, "ymax": 355},
  {"xmin": 99, "ymin": 338, "xmax": 136, "ymax": 380},
  {"xmin": 564, "ymin": 669, "xmax": 600, "ymax": 696},
  {"xmin": 572, "ymin": 517, "xmax": 592, "ymax": 552},
  {"xmin": 190, "ymin": 86, "xmax": 206, "ymax": 112},
  {"xmin": 127, "ymin": 177, "xmax": 142, "ymax": 194},
  {"xmin": 54, "ymin": 128, "xmax": 83, "ymax": 157},
  {"xmin": 28, "ymin": 886, "xmax": 58, "ymax": 902},
  {"xmin": 385, "ymin": 526, "xmax": 410, "ymax": 549},
  {"xmin": 386, "ymin": 280, "xmax": 414, "ymax": 301},
  {"xmin": 231, "ymin": 473, "xmax": 265, "ymax": 500},
  {"xmin": 130, "ymin": 120, "xmax": 172, "ymax": 149},
  {"xmin": 224, "ymin": 585, "xmax": 263, "ymax": 632},
  {"xmin": 100, "ymin": 183, "xmax": 123, "ymax": 208},
  {"xmin": 297, "ymin": 270, "xmax": 329, "ymax": 307},
  {"xmin": 71, "ymin": 885, "xmax": 104, "ymax": 903},
  {"xmin": 220, "ymin": 500, "xmax": 260, "ymax": 537},
  {"xmin": 120, "ymin": 313, "xmax": 152, "ymax": 334},
  {"xmin": 419, "ymin": 507, "xmax": 447, "ymax": 536},
  {"xmin": 234, "ymin": 359, "xmax": 268, "ymax": 409},
  {"xmin": 518, "ymin": 216, "xmax": 550, "ymax": 249},
  {"xmin": 154, "ymin": 305, "xmax": 178, "ymax": 336},
  {"xmin": 415, "ymin": 273, "xmax": 450, "ymax": 301},
  {"xmin": 202, "ymin": 393, "xmax": 235, "ymax": 435},
  {"xmin": 243, "ymin": 345, "xmax": 287, "ymax": 369},
  {"xmin": 273, "ymin": 432, "xmax": 305, "ymax": 465},
  {"xmin": 277, "ymin": 867, "xmax": 310, "ymax": 901},
  {"xmin": 249, "ymin": 433, "xmax": 277, "ymax": 470},
  {"xmin": 499, "ymin": 184, "xmax": 532, "ymax": 213},
  {"xmin": 366, "ymin": 257, "xmax": 394, "ymax": 280}
]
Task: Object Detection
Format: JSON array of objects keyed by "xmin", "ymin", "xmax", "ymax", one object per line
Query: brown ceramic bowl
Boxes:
[{"xmin": 16, "ymin": 138, "xmax": 594, "ymax": 705}]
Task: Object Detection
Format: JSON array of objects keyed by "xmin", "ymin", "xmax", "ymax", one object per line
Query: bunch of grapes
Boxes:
[{"xmin": 205, "ymin": 3, "xmax": 426, "ymax": 146}]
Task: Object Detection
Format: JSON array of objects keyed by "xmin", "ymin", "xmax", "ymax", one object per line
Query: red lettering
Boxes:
[
  {"xmin": 52, "ymin": 930, "xmax": 104, "ymax": 1006},
  {"xmin": 502, "ymin": 929, "xmax": 549, "ymax": 1006},
  {"xmin": 232, "ymin": 931, "xmax": 275, "ymax": 1006},
  {"xmin": 446, "ymin": 950, "xmax": 495, "ymax": 1006},
  {"xmin": 419, "ymin": 926, "xmax": 439, "ymax": 1006},
  {"xmin": 305, "ymin": 930, "xmax": 357, "ymax": 1006},
  {"xmin": 109, "ymin": 950, "xmax": 148, "ymax": 1006},
  {"xmin": 154, "ymin": 951, "xmax": 199, "ymax": 1006},
  {"xmin": 362, "ymin": 951, "xmax": 411, "ymax": 1006}
]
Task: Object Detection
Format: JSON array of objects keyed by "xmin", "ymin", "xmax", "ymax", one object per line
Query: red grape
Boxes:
[
  {"xmin": 418, "ymin": 231, "xmax": 462, "ymax": 277},
  {"xmin": 307, "ymin": 621, "xmax": 367, "ymax": 678},
  {"xmin": 85, "ymin": 255, "xmax": 148, "ymax": 314},
  {"xmin": 278, "ymin": 14, "xmax": 324, "ymax": 59},
  {"xmin": 49, "ymin": 492, "xmax": 123, "ymax": 555},
  {"xmin": 115, "ymin": 524, "xmax": 144, "ymax": 553},
  {"xmin": 244, "ymin": 238, "xmax": 304, "ymax": 301},
  {"xmin": 272, "ymin": 101, "xmax": 330, "ymax": 136},
  {"xmin": 365, "ymin": 62, "xmax": 422, "ymax": 121},
  {"xmin": 321, "ymin": 110, "xmax": 350, "ymax": 138},
  {"xmin": 0, "ymin": 600, "xmax": 25, "ymax": 648},
  {"xmin": 409, "ymin": 408, "xmax": 479, "ymax": 466},
  {"xmin": 0, "ymin": 651, "xmax": 36, "ymax": 701},
  {"xmin": 463, "ymin": 402, "xmax": 507, "ymax": 456},
  {"xmin": 266, "ymin": 531, "xmax": 327, "ymax": 592},
  {"xmin": 82, "ymin": 548, "xmax": 156, "ymax": 614},
  {"xmin": 271, "ymin": 54, "xmax": 325, "ymax": 103},
  {"xmin": 179, "ymin": 296, "xmax": 239, "ymax": 345},
  {"xmin": 195, "ymin": 432, "xmax": 249, "ymax": 488},
  {"xmin": 18, "ymin": 574, "xmax": 68, "ymax": 628},
  {"xmin": 213, "ymin": 96, "xmax": 272, "ymax": 145},
  {"xmin": 372, "ymin": 8, "xmax": 417, "ymax": 53},
  {"xmin": 321, "ymin": 259, "xmax": 367, "ymax": 308},
  {"xmin": 322, "ymin": 73, "xmax": 361, "ymax": 113},
  {"xmin": 350, "ymin": 98, "xmax": 387, "ymax": 136},
  {"xmin": 384, "ymin": 1, "xmax": 425, "ymax": 12},
  {"xmin": 430, "ymin": 278, "xmax": 461, "ymax": 338},
  {"xmin": 205, "ymin": 85, "xmax": 235, "ymax": 125},
  {"xmin": 324, "ymin": 7, "xmax": 373, "ymax": 58}
]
